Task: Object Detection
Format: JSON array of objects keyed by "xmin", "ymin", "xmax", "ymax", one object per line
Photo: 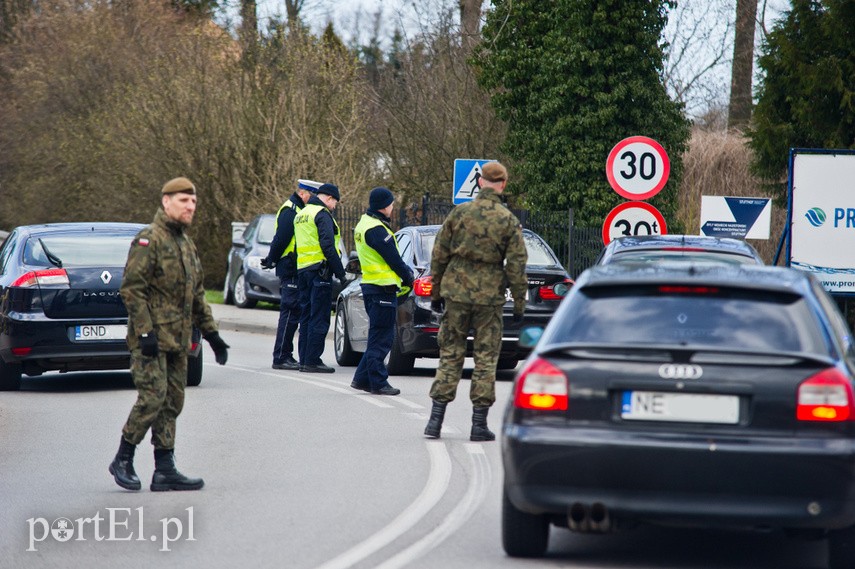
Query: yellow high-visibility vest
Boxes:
[
  {"xmin": 274, "ymin": 197, "xmax": 300, "ymax": 258},
  {"xmin": 295, "ymin": 203, "xmax": 341, "ymax": 269},
  {"xmin": 354, "ymin": 214, "xmax": 402, "ymax": 287}
]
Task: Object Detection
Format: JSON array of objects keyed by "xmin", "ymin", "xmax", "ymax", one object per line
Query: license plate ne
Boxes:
[
  {"xmin": 621, "ymin": 391, "xmax": 739, "ymax": 424},
  {"xmin": 74, "ymin": 324, "xmax": 127, "ymax": 341}
]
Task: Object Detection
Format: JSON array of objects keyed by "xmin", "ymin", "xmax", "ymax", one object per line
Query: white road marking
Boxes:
[
  {"xmin": 314, "ymin": 442, "xmax": 452, "ymax": 569},
  {"xmin": 374, "ymin": 442, "xmax": 492, "ymax": 569},
  {"xmin": 237, "ymin": 366, "xmax": 394, "ymax": 408}
]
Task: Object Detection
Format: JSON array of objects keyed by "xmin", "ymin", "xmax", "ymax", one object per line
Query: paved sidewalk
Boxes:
[{"xmin": 210, "ymin": 303, "xmax": 279, "ymax": 335}]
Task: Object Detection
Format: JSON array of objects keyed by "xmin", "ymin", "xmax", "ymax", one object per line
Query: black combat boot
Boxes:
[
  {"xmin": 151, "ymin": 449, "xmax": 204, "ymax": 491},
  {"xmin": 470, "ymin": 406, "xmax": 495, "ymax": 442},
  {"xmin": 109, "ymin": 436, "xmax": 141, "ymax": 490},
  {"xmin": 424, "ymin": 400, "xmax": 448, "ymax": 439}
]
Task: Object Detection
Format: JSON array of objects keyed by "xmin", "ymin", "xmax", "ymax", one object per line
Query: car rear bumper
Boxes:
[{"xmin": 502, "ymin": 424, "xmax": 855, "ymax": 530}]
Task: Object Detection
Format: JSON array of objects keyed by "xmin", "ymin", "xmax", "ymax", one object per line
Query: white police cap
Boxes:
[{"xmin": 297, "ymin": 179, "xmax": 322, "ymax": 192}]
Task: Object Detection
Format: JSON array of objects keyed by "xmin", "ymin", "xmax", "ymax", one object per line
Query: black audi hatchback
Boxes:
[
  {"xmin": 502, "ymin": 262, "xmax": 855, "ymax": 568},
  {"xmin": 334, "ymin": 224, "xmax": 573, "ymax": 374},
  {"xmin": 0, "ymin": 223, "xmax": 203, "ymax": 390}
]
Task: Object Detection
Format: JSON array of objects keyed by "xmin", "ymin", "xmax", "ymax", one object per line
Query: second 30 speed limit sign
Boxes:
[
  {"xmin": 606, "ymin": 136, "xmax": 670, "ymax": 201},
  {"xmin": 602, "ymin": 201, "xmax": 668, "ymax": 245}
]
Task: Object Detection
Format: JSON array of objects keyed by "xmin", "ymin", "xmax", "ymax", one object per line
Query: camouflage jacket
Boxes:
[
  {"xmin": 120, "ymin": 209, "xmax": 217, "ymax": 353},
  {"xmin": 431, "ymin": 187, "xmax": 528, "ymax": 306}
]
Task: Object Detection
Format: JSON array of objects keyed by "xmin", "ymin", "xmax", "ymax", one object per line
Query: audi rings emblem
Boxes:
[{"xmin": 658, "ymin": 363, "xmax": 703, "ymax": 380}]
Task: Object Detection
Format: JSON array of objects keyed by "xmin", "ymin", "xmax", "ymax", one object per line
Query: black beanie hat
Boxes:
[
  {"xmin": 317, "ymin": 183, "xmax": 340, "ymax": 201},
  {"xmin": 369, "ymin": 187, "xmax": 394, "ymax": 211}
]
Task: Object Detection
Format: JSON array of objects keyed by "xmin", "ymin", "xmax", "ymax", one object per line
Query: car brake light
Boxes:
[
  {"xmin": 11, "ymin": 269, "xmax": 70, "ymax": 288},
  {"xmin": 413, "ymin": 276, "xmax": 433, "ymax": 297},
  {"xmin": 538, "ymin": 279, "xmax": 575, "ymax": 301},
  {"xmin": 514, "ymin": 357, "xmax": 568, "ymax": 411},
  {"xmin": 797, "ymin": 368, "xmax": 855, "ymax": 422},
  {"xmin": 11, "ymin": 347, "xmax": 32, "ymax": 356}
]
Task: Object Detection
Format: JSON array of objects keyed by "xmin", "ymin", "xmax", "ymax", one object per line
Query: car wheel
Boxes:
[
  {"xmin": 387, "ymin": 332, "xmax": 415, "ymax": 376},
  {"xmin": 222, "ymin": 269, "xmax": 234, "ymax": 305},
  {"xmin": 233, "ymin": 272, "xmax": 257, "ymax": 309},
  {"xmin": 829, "ymin": 524, "xmax": 855, "ymax": 569},
  {"xmin": 187, "ymin": 354, "xmax": 203, "ymax": 387},
  {"xmin": 502, "ymin": 488, "xmax": 549, "ymax": 558},
  {"xmin": 0, "ymin": 358, "xmax": 22, "ymax": 391},
  {"xmin": 334, "ymin": 302, "xmax": 362, "ymax": 366},
  {"xmin": 497, "ymin": 357, "xmax": 519, "ymax": 371}
]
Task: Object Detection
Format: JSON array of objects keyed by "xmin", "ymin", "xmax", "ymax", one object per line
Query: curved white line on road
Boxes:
[
  {"xmin": 374, "ymin": 444, "xmax": 492, "ymax": 569},
  {"xmin": 314, "ymin": 442, "xmax": 452, "ymax": 569},
  {"xmin": 255, "ymin": 369, "xmax": 394, "ymax": 408}
]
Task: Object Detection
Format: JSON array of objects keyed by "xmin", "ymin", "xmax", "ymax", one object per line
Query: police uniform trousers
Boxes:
[
  {"xmin": 273, "ymin": 274, "xmax": 301, "ymax": 364},
  {"xmin": 122, "ymin": 349, "xmax": 187, "ymax": 449},
  {"xmin": 351, "ymin": 289, "xmax": 397, "ymax": 391},
  {"xmin": 429, "ymin": 300, "xmax": 503, "ymax": 408},
  {"xmin": 297, "ymin": 268, "xmax": 333, "ymax": 365}
]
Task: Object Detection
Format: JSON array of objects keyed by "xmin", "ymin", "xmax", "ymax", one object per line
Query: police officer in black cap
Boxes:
[
  {"xmin": 294, "ymin": 183, "xmax": 346, "ymax": 372},
  {"xmin": 350, "ymin": 187, "xmax": 414, "ymax": 395}
]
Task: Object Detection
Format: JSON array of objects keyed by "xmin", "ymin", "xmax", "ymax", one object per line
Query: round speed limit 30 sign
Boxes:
[
  {"xmin": 606, "ymin": 136, "xmax": 670, "ymax": 201},
  {"xmin": 602, "ymin": 201, "xmax": 668, "ymax": 245}
]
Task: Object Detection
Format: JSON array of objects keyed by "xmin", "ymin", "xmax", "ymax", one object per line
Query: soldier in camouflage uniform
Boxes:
[
  {"xmin": 109, "ymin": 177, "xmax": 230, "ymax": 492},
  {"xmin": 425, "ymin": 162, "xmax": 528, "ymax": 441}
]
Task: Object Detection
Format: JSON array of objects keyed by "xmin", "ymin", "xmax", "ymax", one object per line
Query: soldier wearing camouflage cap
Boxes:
[
  {"xmin": 424, "ymin": 161, "xmax": 527, "ymax": 441},
  {"xmin": 109, "ymin": 177, "xmax": 230, "ymax": 492}
]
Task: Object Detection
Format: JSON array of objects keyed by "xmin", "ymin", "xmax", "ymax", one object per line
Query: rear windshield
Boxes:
[
  {"xmin": 611, "ymin": 250, "xmax": 758, "ymax": 265},
  {"xmin": 418, "ymin": 231, "xmax": 560, "ymax": 268},
  {"xmin": 24, "ymin": 233, "xmax": 137, "ymax": 267},
  {"xmin": 549, "ymin": 285, "xmax": 827, "ymax": 354}
]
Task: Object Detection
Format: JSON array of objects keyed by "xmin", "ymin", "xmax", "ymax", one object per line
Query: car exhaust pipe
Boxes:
[
  {"xmin": 568, "ymin": 502, "xmax": 589, "ymax": 532},
  {"xmin": 589, "ymin": 502, "xmax": 611, "ymax": 532}
]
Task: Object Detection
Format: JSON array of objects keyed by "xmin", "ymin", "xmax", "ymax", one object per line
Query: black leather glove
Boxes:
[
  {"xmin": 431, "ymin": 297, "xmax": 445, "ymax": 313},
  {"xmin": 260, "ymin": 257, "xmax": 276, "ymax": 269},
  {"xmin": 512, "ymin": 305, "xmax": 525, "ymax": 325},
  {"xmin": 403, "ymin": 270, "xmax": 414, "ymax": 291},
  {"xmin": 204, "ymin": 332, "xmax": 230, "ymax": 365},
  {"xmin": 335, "ymin": 270, "xmax": 346, "ymax": 282},
  {"xmin": 139, "ymin": 333, "xmax": 158, "ymax": 358}
]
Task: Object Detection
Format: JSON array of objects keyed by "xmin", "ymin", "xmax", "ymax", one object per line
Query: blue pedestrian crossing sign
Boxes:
[{"xmin": 453, "ymin": 159, "xmax": 493, "ymax": 204}]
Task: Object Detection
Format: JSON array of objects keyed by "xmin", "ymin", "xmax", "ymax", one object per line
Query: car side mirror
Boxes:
[
  {"xmin": 232, "ymin": 237, "xmax": 246, "ymax": 248},
  {"xmin": 345, "ymin": 258, "xmax": 361, "ymax": 275},
  {"xmin": 518, "ymin": 326, "xmax": 544, "ymax": 349}
]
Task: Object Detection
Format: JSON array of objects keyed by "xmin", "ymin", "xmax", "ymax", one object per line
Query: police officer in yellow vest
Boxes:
[
  {"xmin": 295, "ymin": 183, "xmax": 346, "ymax": 372},
  {"xmin": 262, "ymin": 179, "xmax": 320, "ymax": 370},
  {"xmin": 350, "ymin": 188, "xmax": 414, "ymax": 395}
]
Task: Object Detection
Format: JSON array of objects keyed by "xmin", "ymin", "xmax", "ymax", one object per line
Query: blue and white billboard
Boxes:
[{"xmin": 788, "ymin": 149, "xmax": 855, "ymax": 294}]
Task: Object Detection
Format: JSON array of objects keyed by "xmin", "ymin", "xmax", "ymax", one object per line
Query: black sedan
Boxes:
[
  {"xmin": 334, "ymin": 225, "xmax": 573, "ymax": 375},
  {"xmin": 0, "ymin": 223, "xmax": 203, "ymax": 391},
  {"xmin": 502, "ymin": 262, "xmax": 855, "ymax": 568},
  {"xmin": 596, "ymin": 234, "xmax": 764, "ymax": 265}
]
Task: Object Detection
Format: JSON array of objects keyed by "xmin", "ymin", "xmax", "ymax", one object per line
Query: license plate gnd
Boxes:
[{"xmin": 74, "ymin": 324, "xmax": 127, "ymax": 341}]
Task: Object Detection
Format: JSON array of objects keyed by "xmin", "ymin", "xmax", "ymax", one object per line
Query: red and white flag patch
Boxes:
[{"xmin": 138, "ymin": 238, "xmax": 150, "ymax": 247}]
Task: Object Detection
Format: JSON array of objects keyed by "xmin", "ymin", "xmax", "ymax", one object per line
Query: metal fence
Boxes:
[{"xmin": 335, "ymin": 195, "xmax": 603, "ymax": 278}]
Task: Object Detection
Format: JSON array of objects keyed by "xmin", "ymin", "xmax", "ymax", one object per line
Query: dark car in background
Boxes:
[
  {"xmin": 502, "ymin": 262, "xmax": 855, "ymax": 568},
  {"xmin": 596, "ymin": 234, "xmax": 764, "ymax": 265},
  {"xmin": 334, "ymin": 225, "xmax": 573, "ymax": 375},
  {"xmin": 224, "ymin": 213, "xmax": 350, "ymax": 309},
  {"xmin": 0, "ymin": 223, "xmax": 203, "ymax": 391}
]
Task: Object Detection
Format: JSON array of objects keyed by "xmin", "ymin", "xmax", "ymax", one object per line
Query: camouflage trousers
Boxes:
[
  {"xmin": 122, "ymin": 350, "xmax": 187, "ymax": 449},
  {"xmin": 429, "ymin": 300, "xmax": 503, "ymax": 407}
]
